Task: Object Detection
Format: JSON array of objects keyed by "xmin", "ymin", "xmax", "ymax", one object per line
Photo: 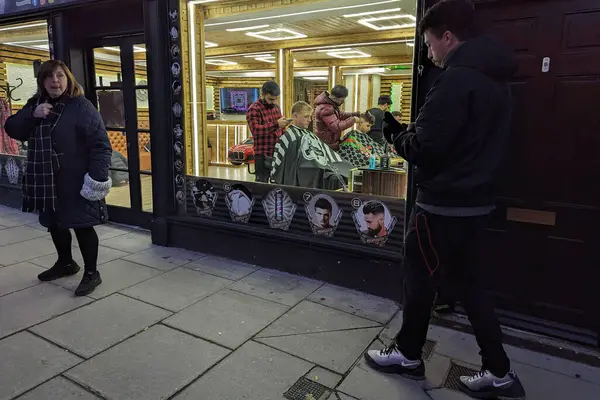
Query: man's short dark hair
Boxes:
[
  {"xmin": 361, "ymin": 113, "xmax": 375, "ymax": 125},
  {"xmin": 262, "ymin": 81, "xmax": 280, "ymax": 96},
  {"xmin": 378, "ymin": 95, "xmax": 392, "ymax": 106},
  {"xmin": 418, "ymin": 0, "xmax": 476, "ymax": 41},
  {"xmin": 330, "ymin": 85, "xmax": 349, "ymax": 98},
  {"xmin": 363, "ymin": 201, "xmax": 385, "ymax": 216},
  {"xmin": 392, "ymin": 111, "xmax": 402, "ymax": 118},
  {"xmin": 315, "ymin": 198, "xmax": 333, "ymax": 212}
]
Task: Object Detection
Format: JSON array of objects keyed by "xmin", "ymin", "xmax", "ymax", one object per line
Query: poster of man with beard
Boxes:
[{"xmin": 352, "ymin": 199, "xmax": 397, "ymax": 247}]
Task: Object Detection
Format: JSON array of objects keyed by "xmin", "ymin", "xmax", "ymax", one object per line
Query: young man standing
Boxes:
[
  {"xmin": 246, "ymin": 81, "xmax": 290, "ymax": 182},
  {"xmin": 313, "ymin": 85, "xmax": 360, "ymax": 151},
  {"xmin": 367, "ymin": 95, "xmax": 393, "ymax": 145},
  {"xmin": 367, "ymin": 1, "xmax": 526, "ymax": 400}
]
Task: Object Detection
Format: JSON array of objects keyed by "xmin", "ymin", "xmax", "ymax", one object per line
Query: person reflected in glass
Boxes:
[
  {"xmin": 314, "ymin": 85, "xmax": 360, "ymax": 151},
  {"xmin": 5, "ymin": 60, "xmax": 112, "ymax": 296},
  {"xmin": 367, "ymin": 95, "xmax": 393, "ymax": 145},
  {"xmin": 246, "ymin": 81, "xmax": 290, "ymax": 183}
]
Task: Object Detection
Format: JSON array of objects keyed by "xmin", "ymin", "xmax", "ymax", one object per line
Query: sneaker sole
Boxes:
[
  {"xmin": 364, "ymin": 353, "xmax": 426, "ymax": 381},
  {"xmin": 457, "ymin": 381, "xmax": 526, "ymax": 400}
]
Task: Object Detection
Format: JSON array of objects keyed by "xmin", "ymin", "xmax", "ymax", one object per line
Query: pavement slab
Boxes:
[
  {"xmin": 256, "ymin": 327, "xmax": 382, "ymax": 374},
  {"xmin": 173, "ymin": 340, "xmax": 313, "ymax": 400},
  {"xmin": 16, "ymin": 377, "xmax": 100, "ymax": 400},
  {"xmin": 185, "ymin": 255, "xmax": 260, "ymax": 280},
  {"xmin": 257, "ymin": 300, "xmax": 381, "ymax": 338},
  {"xmin": 0, "ymin": 284, "xmax": 92, "ymax": 339},
  {"xmin": 121, "ymin": 267, "xmax": 232, "ymax": 311},
  {"xmin": 65, "ymin": 325, "xmax": 230, "ymax": 400},
  {"xmin": 122, "ymin": 246, "xmax": 205, "ymax": 271},
  {"xmin": 30, "ymin": 245, "xmax": 129, "ymax": 269},
  {"xmin": 100, "ymin": 231, "xmax": 154, "ymax": 253},
  {"xmin": 0, "ymin": 238, "xmax": 58, "ymax": 266},
  {"xmin": 228, "ymin": 268, "xmax": 323, "ymax": 306},
  {"xmin": 49, "ymin": 258, "xmax": 162, "ymax": 299},
  {"xmin": 337, "ymin": 358, "xmax": 430, "ymax": 400},
  {"xmin": 164, "ymin": 288, "xmax": 289, "ymax": 349},
  {"xmin": 30, "ymin": 293, "xmax": 171, "ymax": 358},
  {"xmin": 0, "ymin": 332, "xmax": 81, "ymax": 400},
  {"xmin": 0, "ymin": 262, "xmax": 45, "ymax": 297},
  {"xmin": 308, "ymin": 284, "xmax": 399, "ymax": 324},
  {"xmin": 0, "ymin": 225, "xmax": 47, "ymax": 246}
]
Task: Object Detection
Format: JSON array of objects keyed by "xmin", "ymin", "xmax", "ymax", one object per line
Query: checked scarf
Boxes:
[{"xmin": 22, "ymin": 97, "xmax": 66, "ymax": 213}]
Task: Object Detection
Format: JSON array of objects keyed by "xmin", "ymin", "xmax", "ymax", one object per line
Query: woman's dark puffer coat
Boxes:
[{"xmin": 5, "ymin": 95, "xmax": 112, "ymax": 229}]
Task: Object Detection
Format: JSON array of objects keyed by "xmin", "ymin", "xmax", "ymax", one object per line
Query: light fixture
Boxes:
[
  {"xmin": 406, "ymin": 42, "xmax": 415, "ymax": 47},
  {"xmin": 303, "ymin": 76, "xmax": 328, "ymax": 81},
  {"xmin": 4, "ymin": 39, "xmax": 47, "ymax": 44},
  {"xmin": 327, "ymin": 50, "xmax": 371, "ymax": 59},
  {"xmin": 358, "ymin": 14, "xmax": 416, "ymax": 31},
  {"xmin": 205, "ymin": 59, "xmax": 238, "ymax": 65},
  {"xmin": 189, "ymin": 1, "xmax": 200, "ymax": 175},
  {"xmin": 205, "ymin": 0, "xmax": 400, "ymax": 27},
  {"xmin": 133, "ymin": 46, "xmax": 146, "ymax": 52},
  {"xmin": 246, "ymin": 28, "xmax": 307, "ymax": 41},
  {"xmin": 103, "ymin": 46, "xmax": 120, "ymax": 52},
  {"xmin": 343, "ymin": 8, "xmax": 402, "ymax": 18},
  {"xmin": 361, "ymin": 68, "xmax": 386, "ymax": 74},
  {"xmin": 296, "ymin": 39, "xmax": 413, "ymax": 52},
  {"xmin": 255, "ymin": 57, "xmax": 276, "ymax": 63},
  {"xmin": 205, "ymin": 41, "xmax": 218, "ymax": 48},
  {"xmin": 0, "ymin": 22, "xmax": 46, "ymax": 32},
  {"xmin": 317, "ymin": 48, "xmax": 352, "ymax": 53},
  {"xmin": 189, "ymin": 0, "xmax": 218, "ymax": 4},
  {"xmin": 226, "ymin": 25, "xmax": 269, "ymax": 32},
  {"xmin": 243, "ymin": 54, "xmax": 273, "ymax": 58}
]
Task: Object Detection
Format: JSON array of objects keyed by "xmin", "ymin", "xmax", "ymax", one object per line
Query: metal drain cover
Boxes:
[
  {"xmin": 442, "ymin": 361, "xmax": 478, "ymax": 391},
  {"xmin": 284, "ymin": 377, "xmax": 329, "ymax": 400},
  {"xmin": 423, "ymin": 339, "xmax": 436, "ymax": 360}
]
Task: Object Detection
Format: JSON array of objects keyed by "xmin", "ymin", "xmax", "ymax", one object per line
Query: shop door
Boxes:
[
  {"xmin": 86, "ymin": 35, "xmax": 153, "ymax": 228},
  {"xmin": 474, "ymin": 0, "xmax": 600, "ymax": 335}
]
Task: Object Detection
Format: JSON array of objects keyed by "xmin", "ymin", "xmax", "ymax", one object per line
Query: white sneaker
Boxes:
[
  {"xmin": 459, "ymin": 369, "xmax": 526, "ymax": 399},
  {"xmin": 364, "ymin": 342, "xmax": 425, "ymax": 380}
]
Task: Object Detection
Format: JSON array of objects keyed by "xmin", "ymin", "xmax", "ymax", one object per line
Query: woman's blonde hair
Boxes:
[{"xmin": 34, "ymin": 60, "xmax": 84, "ymax": 99}]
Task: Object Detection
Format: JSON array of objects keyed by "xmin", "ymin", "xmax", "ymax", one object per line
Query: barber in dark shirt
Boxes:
[{"xmin": 367, "ymin": 95, "xmax": 393, "ymax": 145}]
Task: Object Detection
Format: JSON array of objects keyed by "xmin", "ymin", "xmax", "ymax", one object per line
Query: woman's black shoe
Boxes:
[
  {"xmin": 75, "ymin": 271, "xmax": 102, "ymax": 296},
  {"xmin": 38, "ymin": 260, "xmax": 81, "ymax": 282}
]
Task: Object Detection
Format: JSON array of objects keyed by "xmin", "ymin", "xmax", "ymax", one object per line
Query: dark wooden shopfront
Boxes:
[{"xmin": 468, "ymin": 0, "xmax": 600, "ymax": 344}]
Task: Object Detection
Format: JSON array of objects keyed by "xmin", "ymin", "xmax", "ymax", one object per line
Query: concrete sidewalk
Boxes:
[{"xmin": 0, "ymin": 205, "xmax": 599, "ymax": 400}]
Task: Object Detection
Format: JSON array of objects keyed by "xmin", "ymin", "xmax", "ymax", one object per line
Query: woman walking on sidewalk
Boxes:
[{"xmin": 5, "ymin": 60, "xmax": 112, "ymax": 296}]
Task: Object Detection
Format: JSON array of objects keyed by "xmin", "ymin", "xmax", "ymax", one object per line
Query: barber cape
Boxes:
[
  {"xmin": 271, "ymin": 125, "xmax": 352, "ymax": 190},
  {"xmin": 339, "ymin": 130, "xmax": 397, "ymax": 168}
]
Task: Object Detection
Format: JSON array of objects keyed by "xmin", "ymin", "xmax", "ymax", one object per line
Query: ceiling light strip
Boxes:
[
  {"xmin": 294, "ymin": 39, "xmax": 413, "ymax": 52},
  {"xmin": 0, "ymin": 22, "xmax": 46, "ymax": 32},
  {"xmin": 226, "ymin": 25, "xmax": 270, "ymax": 32},
  {"xmin": 343, "ymin": 8, "xmax": 403, "ymax": 18},
  {"xmin": 205, "ymin": 0, "xmax": 401, "ymax": 27}
]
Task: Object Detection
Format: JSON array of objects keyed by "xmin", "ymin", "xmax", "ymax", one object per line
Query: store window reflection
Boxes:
[
  {"xmin": 0, "ymin": 20, "xmax": 50, "ymax": 158},
  {"xmin": 186, "ymin": 0, "xmax": 416, "ymax": 199}
]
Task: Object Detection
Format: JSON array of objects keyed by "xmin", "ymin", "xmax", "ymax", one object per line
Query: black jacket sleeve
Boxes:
[
  {"xmin": 394, "ymin": 68, "xmax": 469, "ymax": 167},
  {"xmin": 4, "ymin": 100, "xmax": 38, "ymax": 142},
  {"xmin": 77, "ymin": 98, "xmax": 112, "ymax": 182}
]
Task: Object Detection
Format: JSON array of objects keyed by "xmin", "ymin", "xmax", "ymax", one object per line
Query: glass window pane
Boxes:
[
  {"xmin": 141, "ymin": 174, "xmax": 153, "ymax": 212},
  {"xmin": 138, "ymin": 131, "xmax": 152, "ymax": 173},
  {"xmin": 97, "ymin": 89, "xmax": 125, "ymax": 129},
  {"xmin": 93, "ymin": 47, "xmax": 123, "ymax": 87}
]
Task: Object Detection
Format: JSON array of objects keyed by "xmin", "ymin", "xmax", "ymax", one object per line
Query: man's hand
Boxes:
[
  {"xmin": 278, "ymin": 117, "xmax": 291, "ymax": 129},
  {"xmin": 33, "ymin": 103, "xmax": 53, "ymax": 119}
]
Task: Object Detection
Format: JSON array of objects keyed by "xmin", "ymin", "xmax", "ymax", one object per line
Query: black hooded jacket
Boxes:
[{"xmin": 394, "ymin": 35, "xmax": 517, "ymax": 207}]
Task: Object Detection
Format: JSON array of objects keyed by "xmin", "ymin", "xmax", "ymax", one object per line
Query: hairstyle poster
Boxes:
[
  {"xmin": 224, "ymin": 183, "xmax": 254, "ymax": 224},
  {"xmin": 262, "ymin": 188, "xmax": 296, "ymax": 231},
  {"xmin": 351, "ymin": 199, "xmax": 397, "ymax": 247},
  {"xmin": 190, "ymin": 179, "xmax": 218, "ymax": 217},
  {"xmin": 303, "ymin": 192, "xmax": 342, "ymax": 237}
]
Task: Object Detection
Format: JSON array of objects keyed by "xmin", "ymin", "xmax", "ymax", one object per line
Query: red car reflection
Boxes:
[{"xmin": 228, "ymin": 138, "xmax": 255, "ymax": 166}]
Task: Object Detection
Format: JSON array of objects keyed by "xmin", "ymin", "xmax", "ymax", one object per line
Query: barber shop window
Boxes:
[{"xmin": 183, "ymin": 0, "xmax": 416, "ymax": 199}]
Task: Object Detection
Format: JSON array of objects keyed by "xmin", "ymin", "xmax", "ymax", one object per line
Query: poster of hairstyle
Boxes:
[
  {"xmin": 262, "ymin": 188, "xmax": 296, "ymax": 231},
  {"xmin": 224, "ymin": 183, "xmax": 254, "ymax": 224},
  {"xmin": 304, "ymin": 192, "xmax": 342, "ymax": 237},
  {"xmin": 190, "ymin": 179, "xmax": 218, "ymax": 217},
  {"xmin": 351, "ymin": 199, "xmax": 397, "ymax": 247}
]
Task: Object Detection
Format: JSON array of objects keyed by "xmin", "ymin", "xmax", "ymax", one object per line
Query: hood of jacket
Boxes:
[
  {"xmin": 314, "ymin": 91, "xmax": 337, "ymax": 108},
  {"xmin": 445, "ymin": 35, "xmax": 517, "ymax": 81}
]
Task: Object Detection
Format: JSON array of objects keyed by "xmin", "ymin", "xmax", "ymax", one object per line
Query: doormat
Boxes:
[
  {"xmin": 423, "ymin": 339, "xmax": 436, "ymax": 361},
  {"xmin": 442, "ymin": 361, "xmax": 478, "ymax": 391},
  {"xmin": 284, "ymin": 377, "xmax": 329, "ymax": 400}
]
